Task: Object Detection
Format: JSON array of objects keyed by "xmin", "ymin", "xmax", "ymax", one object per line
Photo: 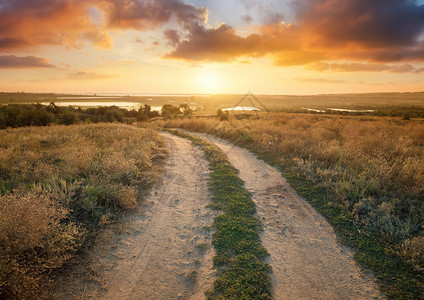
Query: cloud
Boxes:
[
  {"xmin": 0, "ymin": 37, "xmax": 29, "ymax": 49},
  {"xmin": 241, "ymin": 14, "xmax": 253, "ymax": 24},
  {"xmin": 98, "ymin": 0, "xmax": 207, "ymax": 30},
  {"xmin": 68, "ymin": 71, "xmax": 116, "ymax": 80},
  {"xmin": 166, "ymin": 0, "xmax": 424, "ymax": 67},
  {"xmin": 164, "ymin": 24, "xmax": 265, "ymax": 62},
  {"xmin": 306, "ymin": 62, "xmax": 424, "ymax": 73},
  {"xmin": 295, "ymin": 77, "xmax": 345, "ymax": 83},
  {"xmin": 239, "ymin": 0, "xmax": 286, "ymax": 24},
  {"xmin": 294, "ymin": 0, "xmax": 424, "ymax": 48},
  {"xmin": 165, "ymin": 22, "xmax": 322, "ymax": 64},
  {"xmin": 0, "ymin": 0, "xmax": 110, "ymax": 50},
  {"xmin": 2, "ymin": 0, "xmax": 424, "ymax": 70},
  {"xmin": 263, "ymin": 12, "xmax": 285, "ymax": 25},
  {"xmin": 0, "ymin": 0, "xmax": 207, "ymax": 51},
  {"xmin": 0, "ymin": 55, "xmax": 56, "ymax": 68},
  {"xmin": 163, "ymin": 29, "xmax": 180, "ymax": 46}
]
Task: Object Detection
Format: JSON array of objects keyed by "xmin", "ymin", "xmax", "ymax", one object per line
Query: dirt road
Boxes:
[
  {"xmin": 53, "ymin": 131, "xmax": 383, "ymax": 299},
  {"xmin": 185, "ymin": 131, "xmax": 383, "ymax": 300},
  {"xmin": 52, "ymin": 132, "xmax": 216, "ymax": 299}
]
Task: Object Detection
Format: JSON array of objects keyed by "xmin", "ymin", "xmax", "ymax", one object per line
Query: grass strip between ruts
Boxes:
[{"xmin": 167, "ymin": 130, "xmax": 272, "ymax": 300}]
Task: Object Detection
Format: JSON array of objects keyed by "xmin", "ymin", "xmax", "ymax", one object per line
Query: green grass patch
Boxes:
[{"xmin": 168, "ymin": 130, "xmax": 272, "ymax": 300}]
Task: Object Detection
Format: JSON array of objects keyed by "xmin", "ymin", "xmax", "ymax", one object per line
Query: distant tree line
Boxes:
[{"xmin": 0, "ymin": 102, "xmax": 193, "ymax": 129}]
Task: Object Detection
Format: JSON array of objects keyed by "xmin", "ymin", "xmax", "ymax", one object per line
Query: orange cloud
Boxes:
[
  {"xmin": 0, "ymin": 55, "xmax": 56, "ymax": 68},
  {"xmin": 0, "ymin": 0, "xmax": 206, "ymax": 52},
  {"xmin": 2, "ymin": 0, "xmax": 424, "ymax": 71},
  {"xmin": 0, "ymin": 0, "xmax": 111, "ymax": 51},
  {"xmin": 164, "ymin": 22, "xmax": 327, "ymax": 64},
  {"xmin": 68, "ymin": 71, "xmax": 116, "ymax": 80},
  {"xmin": 164, "ymin": 24, "xmax": 262, "ymax": 62},
  {"xmin": 306, "ymin": 62, "xmax": 424, "ymax": 73},
  {"xmin": 165, "ymin": 0, "xmax": 424, "ymax": 68},
  {"xmin": 295, "ymin": 77, "xmax": 345, "ymax": 84}
]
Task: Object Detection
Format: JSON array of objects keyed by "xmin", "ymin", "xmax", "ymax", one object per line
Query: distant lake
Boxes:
[
  {"xmin": 57, "ymin": 93, "xmax": 211, "ymax": 98},
  {"xmin": 41, "ymin": 102, "xmax": 162, "ymax": 111},
  {"xmin": 222, "ymin": 106, "xmax": 260, "ymax": 111},
  {"xmin": 328, "ymin": 108, "xmax": 375, "ymax": 113},
  {"xmin": 302, "ymin": 107, "xmax": 376, "ymax": 113}
]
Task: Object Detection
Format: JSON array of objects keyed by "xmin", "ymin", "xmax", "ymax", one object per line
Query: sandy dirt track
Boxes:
[
  {"xmin": 52, "ymin": 130, "xmax": 384, "ymax": 300},
  {"xmin": 184, "ymin": 131, "xmax": 383, "ymax": 300},
  {"xmin": 51, "ymin": 132, "xmax": 216, "ymax": 299}
]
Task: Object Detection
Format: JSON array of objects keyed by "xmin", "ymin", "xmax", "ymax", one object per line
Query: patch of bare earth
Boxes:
[
  {"xmin": 185, "ymin": 131, "xmax": 384, "ymax": 300},
  {"xmin": 50, "ymin": 132, "xmax": 216, "ymax": 299}
]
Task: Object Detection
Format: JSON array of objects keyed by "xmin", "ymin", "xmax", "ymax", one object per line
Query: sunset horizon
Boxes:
[
  {"xmin": 1, "ymin": 1, "xmax": 424, "ymax": 298},
  {"xmin": 1, "ymin": 0, "xmax": 424, "ymax": 95}
]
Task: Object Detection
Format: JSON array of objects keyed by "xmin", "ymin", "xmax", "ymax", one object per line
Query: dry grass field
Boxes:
[
  {"xmin": 163, "ymin": 114, "xmax": 424, "ymax": 279},
  {"xmin": 1, "ymin": 104, "xmax": 423, "ymax": 298},
  {"xmin": 0, "ymin": 124, "xmax": 166, "ymax": 298}
]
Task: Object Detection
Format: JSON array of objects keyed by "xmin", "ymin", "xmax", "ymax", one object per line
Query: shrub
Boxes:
[
  {"xmin": 403, "ymin": 235, "xmax": 424, "ymax": 270},
  {"xmin": 216, "ymin": 109, "xmax": 229, "ymax": 121},
  {"xmin": 0, "ymin": 192, "xmax": 83, "ymax": 299}
]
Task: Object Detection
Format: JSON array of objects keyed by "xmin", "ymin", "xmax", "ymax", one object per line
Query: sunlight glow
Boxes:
[{"xmin": 197, "ymin": 73, "xmax": 221, "ymax": 94}]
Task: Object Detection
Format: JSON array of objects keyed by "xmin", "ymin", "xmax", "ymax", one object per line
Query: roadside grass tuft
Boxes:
[{"xmin": 168, "ymin": 130, "xmax": 272, "ymax": 300}]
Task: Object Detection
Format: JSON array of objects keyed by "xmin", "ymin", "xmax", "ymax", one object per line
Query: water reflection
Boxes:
[{"xmin": 41, "ymin": 102, "xmax": 162, "ymax": 111}]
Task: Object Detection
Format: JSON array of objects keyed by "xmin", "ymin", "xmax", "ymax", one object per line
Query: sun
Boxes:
[{"xmin": 197, "ymin": 73, "xmax": 221, "ymax": 94}]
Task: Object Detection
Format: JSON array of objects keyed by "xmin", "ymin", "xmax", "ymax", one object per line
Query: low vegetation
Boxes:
[
  {"xmin": 164, "ymin": 113, "xmax": 424, "ymax": 298},
  {"xmin": 0, "ymin": 103, "xmax": 161, "ymax": 129},
  {"xmin": 170, "ymin": 130, "xmax": 271, "ymax": 299},
  {"xmin": 0, "ymin": 124, "xmax": 166, "ymax": 298},
  {"xmin": 0, "ymin": 102, "xmax": 193, "ymax": 129}
]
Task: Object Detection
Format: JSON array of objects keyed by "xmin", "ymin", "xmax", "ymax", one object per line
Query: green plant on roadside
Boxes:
[{"xmin": 169, "ymin": 130, "xmax": 272, "ymax": 300}]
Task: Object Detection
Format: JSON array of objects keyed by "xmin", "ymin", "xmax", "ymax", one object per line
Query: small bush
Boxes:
[
  {"xmin": 216, "ymin": 109, "xmax": 229, "ymax": 121},
  {"xmin": 403, "ymin": 235, "xmax": 424, "ymax": 270},
  {"xmin": 0, "ymin": 192, "xmax": 83, "ymax": 299}
]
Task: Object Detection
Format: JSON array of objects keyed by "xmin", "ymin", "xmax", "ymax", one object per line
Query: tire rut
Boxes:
[
  {"xmin": 51, "ymin": 132, "xmax": 216, "ymax": 300},
  {"xmin": 185, "ymin": 131, "xmax": 384, "ymax": 300}
]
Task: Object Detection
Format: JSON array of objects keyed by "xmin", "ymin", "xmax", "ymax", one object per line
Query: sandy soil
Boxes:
[
  {"xmin": 184, "ymin": 131, "xmax": 384, "ymax": 300},
  {"xmin": 51, "ymin": 130, "xmax": 384, "ymax": 300},
  {"xmin": 51, "ymin": 132, "xmax": 216, "ymax": 299}
]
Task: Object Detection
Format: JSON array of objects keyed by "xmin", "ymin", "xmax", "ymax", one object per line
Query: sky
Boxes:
[{"xmin": 0, "ymin": 0, "xmax": 424, "ymax": 95}]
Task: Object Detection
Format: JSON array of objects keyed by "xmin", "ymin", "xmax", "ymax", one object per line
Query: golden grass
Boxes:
[
  {"xmin": 0, "ymin": 123, "xmax": 166, "ymax": 298},
  {"xmin": 163, "ymin": 113, "xmax": 424, "ymax": 268}
]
